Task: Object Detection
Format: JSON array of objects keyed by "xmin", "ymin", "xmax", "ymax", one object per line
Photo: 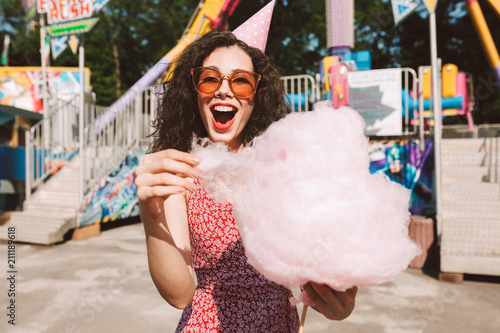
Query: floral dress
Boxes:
[{"xmin": 175, "ymin": 179, "xmax": 300, "ymax": 332}]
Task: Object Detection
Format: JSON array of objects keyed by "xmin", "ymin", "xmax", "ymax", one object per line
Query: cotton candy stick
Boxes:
[{"xmin": 298, "ymin": 305, "xmax": 308, "ymax": 333}]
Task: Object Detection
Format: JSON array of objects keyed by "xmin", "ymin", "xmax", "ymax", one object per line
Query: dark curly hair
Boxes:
[{"xmin": 150, "ymin": 30, "xmax": 290, "ymax": 152}]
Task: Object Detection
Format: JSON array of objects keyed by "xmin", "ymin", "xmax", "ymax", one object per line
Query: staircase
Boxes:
[
  {"xmin": 0, "ymin": 80, "xmax": 158, "ymax": 244},
  {"xmin": 440, "ymin": 137, "xmax": 500, "ymax": 276},
  {"xmin": 0, "ymin": 156, "xmax": 81, "ymax": 244}
]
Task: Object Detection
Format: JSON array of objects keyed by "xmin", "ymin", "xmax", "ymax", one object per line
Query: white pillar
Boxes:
[
  {"xmin": 40, "ymin": 15, "xmax": 50, "ymax": 148},
  {"xmin": 430, "ymin": 11, "xmax": 443, "ymax": 243},
  {"xmin": 79, "ymin": 35, "xmax": 85, "ymax": 206}
]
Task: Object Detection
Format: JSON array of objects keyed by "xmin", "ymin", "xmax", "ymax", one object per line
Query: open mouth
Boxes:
[{"xmin": 211, "ymin": 105, "xmax": 237, "ymax": 130}]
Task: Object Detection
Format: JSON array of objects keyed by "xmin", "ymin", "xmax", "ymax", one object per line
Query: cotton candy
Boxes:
[{"xmin": 191, "ymin": 100, "xmax": 420, "ymax": 291}]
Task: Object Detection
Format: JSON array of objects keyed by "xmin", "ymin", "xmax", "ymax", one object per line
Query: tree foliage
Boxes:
[
  {"xmin": 0, "ymin": 0, "xmax": 40, "ymax": 66},
  {"xmin": 1, "ymin": 0, "xmax": 499, "ymax": 122}
]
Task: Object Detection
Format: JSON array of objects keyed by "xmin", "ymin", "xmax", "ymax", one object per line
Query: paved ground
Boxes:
[{"xmin": 1, "ymin": 221, "xmax": 499, "ymax": 333}]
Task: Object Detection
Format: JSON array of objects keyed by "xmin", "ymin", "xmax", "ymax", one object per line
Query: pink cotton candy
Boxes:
[
  {"xmin": 299, "ymin": 291, "xmax": 316, "ymax": 307},
  {"xmin": 191, "ymin": 101, "xmax": 420, "ymax": 292}
]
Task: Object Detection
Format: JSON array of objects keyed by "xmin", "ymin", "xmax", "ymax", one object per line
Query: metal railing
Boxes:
[
  {"xmin": 24, "ymin": 81, "xmax": 157, "ymax": 210},
  {"xmin": 281, "ymin": 74, "xmax": 319, "ymax": 112},
  {"xmin": 80, "ymin": 87, "xmax": 157, "ymax": 209},
  {"xmin": 25, "ymin": 94, "xmax": 84, "ymax": 200},
  {"xmin": 137, "ymin": 86, "xmax": 159, "ymax": 147},
  {"xmin": 443, "ymin": 124, "xmax": 500, "ymax": 139}
]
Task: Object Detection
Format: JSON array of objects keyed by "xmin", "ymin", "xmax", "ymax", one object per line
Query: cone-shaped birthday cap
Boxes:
[{"xmin": 232, "ymin": 0, "xmax": 275, "ymax": 53}]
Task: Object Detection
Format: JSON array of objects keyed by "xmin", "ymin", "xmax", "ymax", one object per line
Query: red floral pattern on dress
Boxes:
[{"xmin": 176, "ymin": 179, "xmax": 300, "ymax": 332}]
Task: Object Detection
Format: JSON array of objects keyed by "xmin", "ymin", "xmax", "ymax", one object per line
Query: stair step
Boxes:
[
  {"xmin": 442, "ymin": 152, "xmax": 500, "ymax": 167},
  {"xmin": 442, "ymin": 217, "xmax": 500, "ymax": 237},
  {"xmin": 40, "ymin": 179, "xmax": 79, "ymax": 191},
  {"xmin": 442, "ymin": 200, "xmax": 500, "ymax": 219},
  {"xmin": 442, "ymin": 183, "xmax": 500, "ymax": 200},
  {"xmin": 0, "ymin": 219, "xmax": 74, "ymax": 245},
  {"xmin": 54, "ymin": 165, "xmax": 99, "ymax": 181},
  {"xmin": 53, "ymin": 167, "xmax": 80, "ymax": 179},
  {"xmin": 46, "ymin": 174, "xmax": 79, "ymax": 185},
  {"xmin": 441, "ymin": 255, "xmax": 500, "ymax": 276},
  {"xmin": 442, "ymin": 137, "xmax": 500, "ymax": 154},
  {"xmin": 23, "ymin": 201, "xmax": 77, "ymax": 216},
  {"xmin": 441, "ymin": 235, "xmax": 500, "ymax": 257},
  {"xmin": 83, "ymin": 146, "xmax": 116, "ymax": 158},
  {"xmin": 31, "ymin": 190, "xmax": 79, "ymax": 203},
  {"xmin": 442, "ymin": 166, "xmax": 500, "ymax": 183},
  {"xmin": 8, "ymin": 212, "xmax": 76, "ymax": 228},
  {"xmin": 47, "ymin": 173, "xmax": 79, "ymax": 184},
  {"xmin": 37, "ymin": 182, "xmax": 79, "ymax": 193}
]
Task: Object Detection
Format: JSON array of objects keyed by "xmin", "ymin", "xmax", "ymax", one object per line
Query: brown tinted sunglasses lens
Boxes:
[
  {"xmin": 193, "ymin": 68, "xmax": 218, "ymax": 94},
  {"xmin": 230, "ymin": 71, "xmax": 258, "ymax": 97},
  {"xmin": 193, "ymin": 68, "xmax": 259, "ymax": 97}
]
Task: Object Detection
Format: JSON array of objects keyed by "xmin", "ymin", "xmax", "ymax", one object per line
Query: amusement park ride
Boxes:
[{"xmin": 0, "ymin": 0, "xmax": 499, "ymax": 281}]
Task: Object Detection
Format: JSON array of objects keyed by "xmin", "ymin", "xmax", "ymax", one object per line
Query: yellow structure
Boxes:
[
  {"xmin": 487, "ymin": 0, "xmax": 500, "ymax": 16},
  {"xmin": 467, "ymin": 0, "xmax": 500, "ymax": 71},
  {"xmin": 441, "ymin": 63, "xmax": 458, "ymax": 98},
  {"xmin": 321, "ymin": 55, "xmax": 339, "ymax": 92},
  {"xmin": 423, "ymin": 0, "xmax": 438, "ymax": 13},
  {"xmin": 422, "ymin": 67, "xmax": 432, "ymax": 99}
]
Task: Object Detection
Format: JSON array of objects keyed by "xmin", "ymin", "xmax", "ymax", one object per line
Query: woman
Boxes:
[{"xmin": 135, "ymin": 30, "xmax": 356, "ymax": 332}]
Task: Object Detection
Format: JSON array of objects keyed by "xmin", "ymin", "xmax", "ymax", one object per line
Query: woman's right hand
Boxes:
[
  {"xmin": 135, "ymin": 149, "xmax": 201, "ymax": 219},
  {"xmin": 136, "ymin": 149, "xmax": 199, "ymax": 308}
]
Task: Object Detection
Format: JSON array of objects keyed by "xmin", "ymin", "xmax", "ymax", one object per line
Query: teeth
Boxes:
[{"xmin": 213, "ymin": 105, "xmax": 236, "ymax": 112}]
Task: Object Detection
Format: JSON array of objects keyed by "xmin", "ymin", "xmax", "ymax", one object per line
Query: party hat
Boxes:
[{"xmin": 233, "ymin": 0, "xmax": 275, "ymax": 53}]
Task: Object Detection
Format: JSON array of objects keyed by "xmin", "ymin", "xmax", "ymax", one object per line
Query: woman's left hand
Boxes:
[{"xmin": 302, "ymin": 282, "xmax": 357, "ymax": 321}]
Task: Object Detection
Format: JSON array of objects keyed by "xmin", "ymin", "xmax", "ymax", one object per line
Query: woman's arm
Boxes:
[
  {"xmin": 136, "ymin": 149, "xmax": 200, "ymax": 309},
  {"xmin": 142, "ymin": 194, "xmax": 194, "ymax": 309}
]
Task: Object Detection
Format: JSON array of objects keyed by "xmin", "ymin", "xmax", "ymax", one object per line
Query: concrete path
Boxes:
[{"xmin": 1, "ymin": 222, "xmax": 499, "ymax": 333}]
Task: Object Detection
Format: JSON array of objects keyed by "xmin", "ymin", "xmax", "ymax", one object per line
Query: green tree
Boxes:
[
  {"xmin": 354, "ymin": 0, "xmax": 399, "ymax": 69},
  {"xmin": 0, "ymin": 0, "xmax": 40, "ymax": 66},
  {"xmin": 52, "ymin": 0, "xmax": 199, "ymax": 105}
]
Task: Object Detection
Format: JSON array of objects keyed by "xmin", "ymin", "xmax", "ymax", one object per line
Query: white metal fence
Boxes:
[
  {"xmin": 281, "ymin": 74, "xmax": 319, "ymax": 112},
  {"xmin": 443, "ymin": 124, "xmax": 500, "ymax": 139},
  {"xmin": 80, "ymin": 87, "xmax": 157, "ymax": 209},
  {"xmin": 25, "ymin": 95, "xmax": 82, "ymax": 199},
  {"xmin": 24, "ymin": 87, "xmax": 157, "ymax": 210}
]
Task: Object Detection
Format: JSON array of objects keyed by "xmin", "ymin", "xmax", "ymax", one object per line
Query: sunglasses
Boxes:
[{"xmin": 191, "ymin": 67, "xmax": 261, "ymax": 98}]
